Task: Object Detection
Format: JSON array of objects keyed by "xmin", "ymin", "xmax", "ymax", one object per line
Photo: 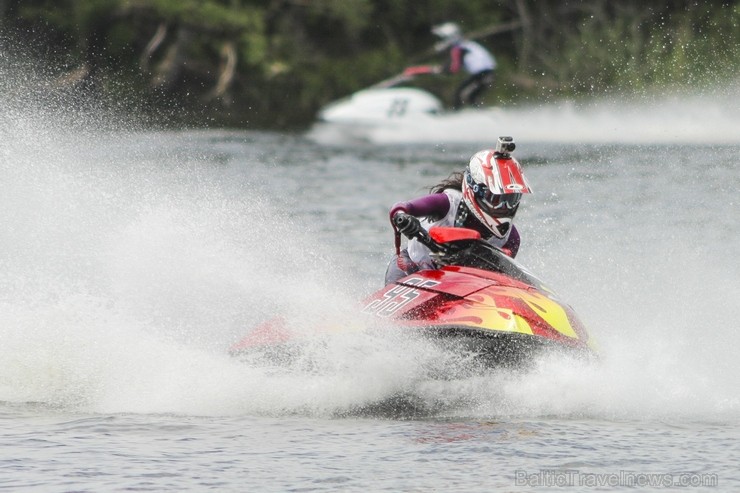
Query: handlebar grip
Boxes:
[
  {"xmin": 392, "ymin": 213, "xmax": 446, "ymax": 253},
  {"xmin": 392, "ymin": 211, "xmax": 408, "ymax": 227},
  {"xmin": 393, "ymin": 212, "xmax": 420, "ymax": 237}
]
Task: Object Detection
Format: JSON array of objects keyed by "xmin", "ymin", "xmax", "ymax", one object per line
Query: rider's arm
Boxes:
[{"xmin": 390, "ymin": 193, "xmax": 451, "ymax": 222}]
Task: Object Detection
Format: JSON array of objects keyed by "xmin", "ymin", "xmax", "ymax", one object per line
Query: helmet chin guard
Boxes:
[{"xmin": 461, "ymin": 142, "xmax": 532, "ymax": 239}]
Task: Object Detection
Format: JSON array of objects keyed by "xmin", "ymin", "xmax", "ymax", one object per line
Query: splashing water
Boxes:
[
  {"xmin": 2, "ymin": 56, "xmax": 739, "ymax": 422},
  {"xmin": 309, "ymin": 85, "xmax": 740, "ymax": 146}
]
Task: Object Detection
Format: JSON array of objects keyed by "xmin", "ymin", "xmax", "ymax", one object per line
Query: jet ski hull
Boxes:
[{"xmin": 230, "ymin": 223, "xmax": 595, "ymax": 369}]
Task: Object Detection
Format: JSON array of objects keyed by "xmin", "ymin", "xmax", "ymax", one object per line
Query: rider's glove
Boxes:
[{"xmin": 394, "ymin": 213, "xmax": 421, "ymax": 236}]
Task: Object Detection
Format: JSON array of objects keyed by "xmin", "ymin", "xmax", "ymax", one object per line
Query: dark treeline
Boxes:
[{"xmin": 1, "ymin": 0, "xmax": 738, "ymax": 128}]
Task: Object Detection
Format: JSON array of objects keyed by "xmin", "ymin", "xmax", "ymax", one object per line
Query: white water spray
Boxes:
[
  {"xmin": 310, "ymin": 86, "xmax": 740, "ymax": 146},
  {"xmin": 2, "ymin": 56, "xmax": 738, "ymax": 421}
]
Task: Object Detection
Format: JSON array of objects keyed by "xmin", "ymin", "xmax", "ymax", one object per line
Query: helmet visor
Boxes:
[{"xmin": 477, "ymin": 191, "xmax": 521, "ymax": 217}]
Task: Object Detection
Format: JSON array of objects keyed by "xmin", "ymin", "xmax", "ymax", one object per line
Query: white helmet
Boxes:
[
  {"xmin": 461, "ymin": 143, "xmax": 533, "ymax": 239},
  {"xmin": 432, "ymin": 22, "xmax": 462, "ymax": 50}
]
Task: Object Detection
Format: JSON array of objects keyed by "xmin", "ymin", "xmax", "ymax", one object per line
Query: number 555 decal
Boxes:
[{"xmin": 362, "ymin": 278, "xmax": 440, "ymax": 317}]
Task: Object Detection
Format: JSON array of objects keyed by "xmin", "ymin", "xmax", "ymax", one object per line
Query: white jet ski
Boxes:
[
  {"xmin": 317, "ymin": 67, "xmax": 444, "ymax": 124},
  {"xmin": 308, "ymin": 66, "xmax": 498, "ymax": 144},
  {"xmin": 318, "ymin": 86, "xmax": 443, "ymax": 123}
]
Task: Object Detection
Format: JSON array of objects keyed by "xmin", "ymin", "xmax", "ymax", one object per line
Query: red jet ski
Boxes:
[{"xmin": 230, "ymin": 213, "xmax": 595, "ymax": 368}]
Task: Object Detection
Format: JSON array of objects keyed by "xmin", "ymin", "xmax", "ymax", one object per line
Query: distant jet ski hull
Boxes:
[{"xmin": 318, "ymin": 87, "xmax": 443, "ymax": 124}]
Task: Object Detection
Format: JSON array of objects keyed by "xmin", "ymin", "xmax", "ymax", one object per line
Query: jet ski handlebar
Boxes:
[
  {"xmin": 392, "ymin": 212, "xmax": 447, "ymax": 253},
  {"xmin": 392, "ymin": 213, "xmax": 546, "ymax": 287}
]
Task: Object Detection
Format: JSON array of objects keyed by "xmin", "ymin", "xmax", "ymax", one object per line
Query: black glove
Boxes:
[{"xmin": 393, "ymin": 213, "xmax": 422, "ymax": 238}]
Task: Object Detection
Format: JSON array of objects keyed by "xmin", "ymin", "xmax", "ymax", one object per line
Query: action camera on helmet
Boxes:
[{"xmin": 495, "ymin": 136, "xmax": 516, "ymax": 155}]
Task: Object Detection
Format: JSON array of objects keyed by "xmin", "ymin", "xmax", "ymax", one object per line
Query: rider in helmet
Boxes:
[
  {"xmin": 431, "ymin": 22, "xmax": 497, "ymax": 109},
  {"xmin": 385, "ymin": 137, "xmax": 531, "ymax": 285}
]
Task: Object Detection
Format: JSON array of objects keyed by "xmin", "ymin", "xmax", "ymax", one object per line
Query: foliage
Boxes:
[
  {"xmin": 2, "ymin": 0, "xmax": 738, "ymax": 127},
  {"xmin": 556, "ymin": 1, "xmax": 740, "ymax": 92}
]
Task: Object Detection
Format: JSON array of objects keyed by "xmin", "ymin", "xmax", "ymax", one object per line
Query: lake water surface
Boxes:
[{"xmin": 1, "ymin": 90, "xmax": 739, "ymax": 491}]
